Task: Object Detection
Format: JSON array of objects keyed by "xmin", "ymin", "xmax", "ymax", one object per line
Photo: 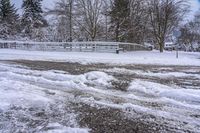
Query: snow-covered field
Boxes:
[
  {"xmin": 0, "ymin": 49, "xmax": 200, "ymax": 66},
  {"xmin": 0, "ymin": 49, "xmax": 200, "ymax": 132}
]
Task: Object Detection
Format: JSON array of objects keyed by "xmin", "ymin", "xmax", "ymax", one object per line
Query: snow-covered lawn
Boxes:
[
  {"xmin": 0, "ymin": 60, "xmax": 200, "ymax": 132},
  {"xmin": 0, "ymin": 49, "xmax": 200, "ymax": 66}
]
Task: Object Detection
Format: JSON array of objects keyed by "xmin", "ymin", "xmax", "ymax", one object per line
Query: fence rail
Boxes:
[{"xmin": 0, "ymin": 41, "xmax": 148, "ymax": 53}]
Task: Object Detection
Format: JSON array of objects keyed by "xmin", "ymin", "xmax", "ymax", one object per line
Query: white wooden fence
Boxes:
[{"xmin": 0, "ymin": 41, "xmax": 148, "ymax": 53}]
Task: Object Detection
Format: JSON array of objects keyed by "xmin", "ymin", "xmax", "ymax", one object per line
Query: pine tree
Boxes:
[
  {"xmin": 0, "ymin": 0, "xmax": 20, "ymax": 39},
  {"xmin": 109, "ymin": 0, "xmax": 129, "ymax": 42},
  {"xmin": 21, "ymin": 0, "xmax": 47, "ymax": 39}
]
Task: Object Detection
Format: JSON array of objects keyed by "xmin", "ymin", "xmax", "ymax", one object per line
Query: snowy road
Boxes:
[{"xmin": 0, "ymin": 60, "xmax": 200, "ymax": 133}]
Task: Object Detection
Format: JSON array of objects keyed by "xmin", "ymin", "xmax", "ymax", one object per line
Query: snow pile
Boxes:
[
  {"xmin": 142, "ymin": 72, "xmax": 200, "ymax": 79},
  {"xmin": 128, "ymin": 79, "xmax": 200, "ymax": 105},
  {"xmin": 0, "ymin": 63, "xmax": 114, "ymax": 111},
  {"xmin": 0, "ymin": 63, "xmax": 114, "ymax": 86},
  {"xmin": 0, "ymin": 49, "xmax": 200, "ymax": 66},
  {"xmin": 101, "ymin": 67, "xmax": 142, "ymax": 75},
  {"xmin": 85, "ymin": 71, "xmax": 114, "ymax": 87},
  {"xmin": 0, "ymin": 79, "xmax": 52, "ymax": 110},
  {"xmin": 42, "ymin": 123, "xmax": 89, "ymax": 133}
]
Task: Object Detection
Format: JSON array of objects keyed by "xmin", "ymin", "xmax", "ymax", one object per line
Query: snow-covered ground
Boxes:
[
  {"xmin": 0, "ymin": 49, "xmax": 200, "ymax": 132},
  {"xmin": 0, "ymin": 63, "xmax": 91, "ymax": 132},
  {"xmin": 0, "ymin": 49, "xmax": 200, "ymax": 66},
  {"xmin": 0, "ymin": 60, "xmax": 200, "ymax": 132}
]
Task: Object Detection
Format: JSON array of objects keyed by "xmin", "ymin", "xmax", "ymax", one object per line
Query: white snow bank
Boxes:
[
  {"xmin": 0, "ymin": 78, "xmax": 52, "ymax": 110},
  {"xmin": 102, "ymin": 67, "xmax": 142, "ymax": 75},
  {"xmin": 128, "ymin": 79, "xmax": 200, "ymax": 105},
  {"xmin": 142, "ymin": 72, "xmax": 200, "ymax": 79},
  {"xmin": 0, "ymin": 49, "xmax": 200, "ymax": 66},
  {"xmin": 0, "ymin": 63, "xmax": 114, "ymax": 88},
  {"xmin": 85, "ymin": 71, "xmax": 114, "ymax": 86},
  {"xmin": 43, "ymin": 123, "xmax": 89, "ymax": 133},
  {"xmin": 0, "ymin": 63, "xmax": 114, "ymax": 110},
  {"xmin": 103, "ymin": 67, "xmax": 200, "ymax": 79}
]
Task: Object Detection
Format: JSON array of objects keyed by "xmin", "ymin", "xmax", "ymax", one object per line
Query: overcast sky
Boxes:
[{"xmin": 11, "ymin": 0, "xmax": 200, "ymax": 20}]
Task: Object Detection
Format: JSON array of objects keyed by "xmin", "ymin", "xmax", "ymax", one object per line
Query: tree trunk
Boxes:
[
  {"xmin": 159, "ymin": 39, "xmax": 164, "ymax": 52},
  {"xmin": 115, "ymin": 21, "xmax": 120, "ymax": 42},
  {"xmin": 69, "ymin": 0, "xmax": 73, "ymax": 42},
  {"xmin": 105, "ymin": 15, "xmax": 108, "ymax": 41}
]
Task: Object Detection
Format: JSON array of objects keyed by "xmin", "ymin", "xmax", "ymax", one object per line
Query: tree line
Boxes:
[
  {"xmin": 0, "ymin": 0, "xmax": 47, "ymax": 40},
  {"xmin": 0, "ymin": 0, "xmax": 195, "ymax": 52}
]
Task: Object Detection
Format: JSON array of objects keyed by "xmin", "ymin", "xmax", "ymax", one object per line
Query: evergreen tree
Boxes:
[
  {"xmin": 21, "ymin": 0, "xmax": 47, "ymax": 39},
  {"xmin": 109, "ymin": 0, "xmax": 129, "ymax": 42},
  {"xmin": 0, "ymin": 0, "xmax": 20, "ymax": 39}
]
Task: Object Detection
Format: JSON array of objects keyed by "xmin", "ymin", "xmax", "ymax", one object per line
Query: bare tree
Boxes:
[
  {"xmin": 76, "ymin": 0, "xmax": 104, "ymax": 41},
  {"xmin": 188, "ymin": 11, "xmax": 200, "ymax": 35},
  {"xmin": 46, "ymin": 0, "xmax": 74, "ymax": 42},
  {"xmin": 68, "ymin": 0, "xmax": 73, "ymax": 42},
  {"xmin": 179, "ymin": 11, "xmax": 200, "ymax": 51},
  {"xmin": 44, "ymin": 0, "xmax": 188, "ymax": 44},
  {"xmin": 147, "ymin": 0, "xmax": 188, "ymax": 52},
  {"xmin": 109, "ymin": 0, "xmax": 149, "ymax": 43},
  {"xmin": 128, "ymin": 0, "xmax": 149, "ymax": 43},
  {"xmin": 179, "ymin": 24, "xmax": 196, "ymax": 51},
  {"xmin": 101, "ymin": 0, "xmax": 111, "ymax": 41},
  {"xmin": 109, "ymin": 0, "xmax": 129, "ymax": 42}
]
